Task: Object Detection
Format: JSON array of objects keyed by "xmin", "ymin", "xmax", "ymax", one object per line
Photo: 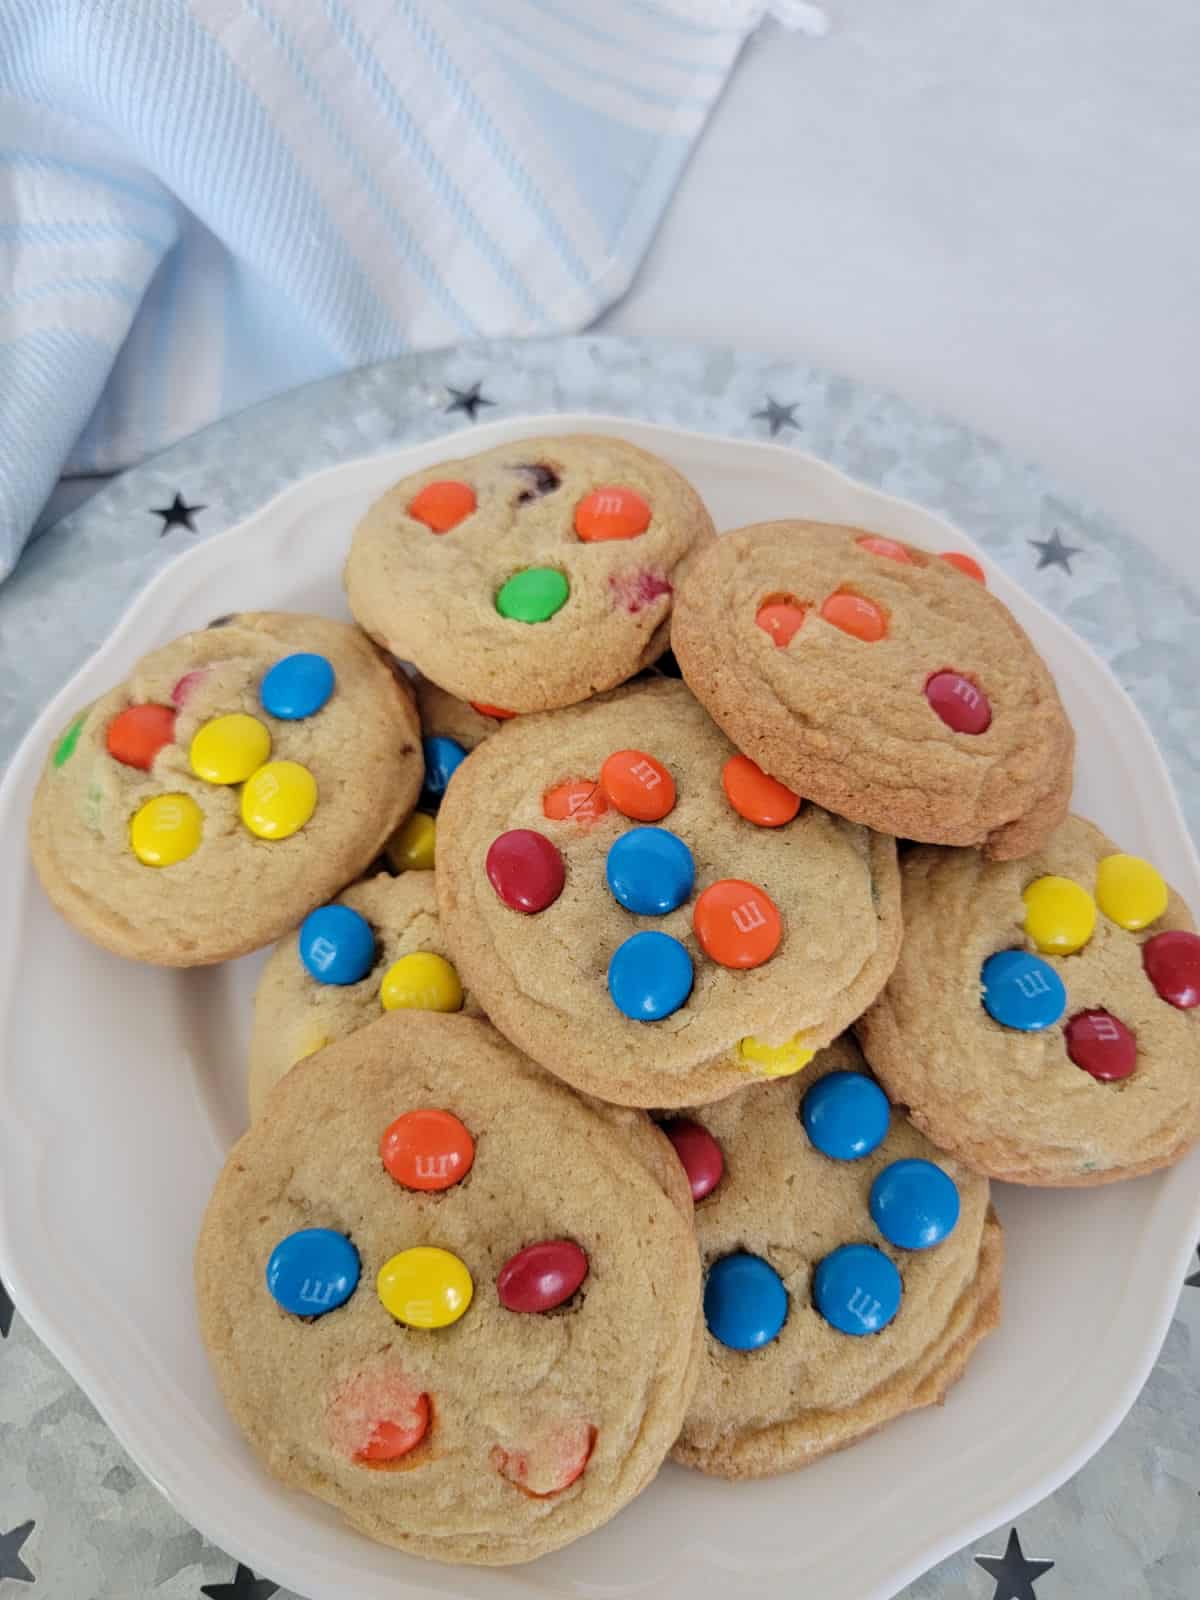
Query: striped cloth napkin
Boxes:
[{"xmin": 0, "ymin": 1, "xmax": 825, "ymax": 580}]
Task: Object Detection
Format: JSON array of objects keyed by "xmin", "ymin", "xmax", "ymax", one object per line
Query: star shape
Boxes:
[
  {"xmin": 751, "ymin": 397, "xmax": 802, "ymax": 437},
  {"xmin": 201, "ymin": 1563, "xmax": 278, "ymax": 1600},
  {"xmin": 1186, "ymin": 1240, "xmax": 1200, "ymax": 1288},
  {"xmin": 975, "ymin": 1528, "xmax": 1055, "ymax": 1600},
  {"xmin": 1028, "ymin": 530, "xmax": 1082, "ymax": 574},
  {"xmin": 0, "ymin": 1275, "xmax": 13, "ymax": 1338},
  {"xmin": 0, "ymin": 1521, "xmax": 35, "ymax": 1585},
  {"xmin": 151, "ymin": 492, "xmax": 206, "ymax": 535},
  {"xmin": 444, "ymin": 382, "xmax": 495, "ymax": 421}
]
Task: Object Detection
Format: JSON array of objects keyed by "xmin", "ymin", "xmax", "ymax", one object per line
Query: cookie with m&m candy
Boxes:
[
  {"xmin": 197, "ymin": 1011, "xmax": 702, "ymax": 1565},
  {"xmin": 343, "ymin": 435, "xmax": 715, "ymax": 715},
  {"xmin": 435, "ymin": 678, "xmax": 902, "ymax": 1107},
  {"xmin": 671, "ymin": 520, "xmax": 1075, "ymax": 859},
  {"xmin": 29, "ymin": 613, "xmax": 422, "ymax": 965},
  {"xmin": 858, "ymin": 814, "xmax": 1200, "ymax": 1185},
  {"xmin": 671, "ymin": 1034, "xmax": 1001, "ymax": 1479}
]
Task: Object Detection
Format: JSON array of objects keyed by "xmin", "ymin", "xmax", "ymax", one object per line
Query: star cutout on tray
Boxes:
[
  {"xmin": 751, "ymin": 397, "xmax": 802, "ymax": 437},
  {"xmin": 0, "ymin": 1521, "xmax": 36, "ymax": 1585},
  {"xmin": 0, "ymin": 1274, "xmax": 13, "ymax": 1338},
  {"xmin": 975, "ymin": 1528, "xmax": 1055, "ymax": 1600},
  {"xmin": 1028, "ymin": 529, "xmax": 1081, "ymax": 574},
  {"xmin": 200, "ymin": 1562, "xmax": 279, "ymax": 1600},
  {"xmin": 1186, "ymin": 1240, "xmax": 1200, "ymax": 1288},
  {"xmin": 444, "ymin": 381, "xmax": 495, "ymax": 421},
  {"xmin": 151, "ymin": 492, "xmax": 206, "ymax": 535}
]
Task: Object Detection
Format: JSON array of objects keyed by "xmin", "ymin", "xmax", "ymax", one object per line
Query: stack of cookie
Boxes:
[{"xmin": 27, "ymin": 434, "xmax": 1200, "ymax": 1566}]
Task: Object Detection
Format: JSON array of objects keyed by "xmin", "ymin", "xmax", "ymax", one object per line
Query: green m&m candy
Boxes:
[
  {"xmin": 53, "ymin": 714, "xmax": 86, "ymax": 768},
  {"xmin": 495, "ymin": 567, "xmax": 569, "ymax": 624}
]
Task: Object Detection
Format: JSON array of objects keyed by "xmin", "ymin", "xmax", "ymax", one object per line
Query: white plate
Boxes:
[{"xmin": 1, "ymin": 416, "xmax": 1197, "ymax": 1600}]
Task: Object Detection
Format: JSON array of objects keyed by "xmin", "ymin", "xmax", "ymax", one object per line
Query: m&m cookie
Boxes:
[
  {"xmin": 671, "ymin": 521, "xmax": 1075, "ymax": 859},
  {"xmin": 435, "ymin": 679, "xmax": 902, "ymax": 1107},
  {"xmin": 344, "ymin": 436, "xmax": 715, "ymax": 715},
  {"xmin": 29, "ymin": 613, "xmax": 422, "ymax": 965},
  {"xmin": 858, "ymin": 814, "xmax": 1200, "ymax": 1184},
  {"xmin": 196, "ymin": 1012, "xmax": 702, "ymax": 1565},
  {"xmin": 671, "ymin": 1036, "xmax": 1001, "ymax": 1478},
  {"xmin": 248, "ymin": 873, "xmax": 480, "ymax": 1118}
]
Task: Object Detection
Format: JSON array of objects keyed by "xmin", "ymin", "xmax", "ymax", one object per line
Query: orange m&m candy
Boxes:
[
  {"xmin": 470, "ymin": 701, "xmax": 515, "ymax": 720},
  {"xmin": 694, "ymin": 879, "xmax": 782, "ymax": 969},
  {"xmin": 106, "ymin": 704, "xmax": 176, "ymax": 770},
  {"xmin": 543, "ymin": 778, "xmax": 609, "ymax": 825},
  {"xmin": 408, "ymin": 479, "xmax": 476, "ymax": 533},
  {"xmin": 856, "ymin": 535, "xmax": 913, "ymax": 563},
  {"xmin": 820, "ymin": 592, "xmax": 887, "ymax": 642},
  {"xmin": 941, "ymin": 551, "xmax": 986, "ymax": 583},
  {"xmin": 599, "ymin": 750, "xmax": 675, "ymax": 821},
  {"xmin": 380, "ymin": 1108, "xmax": 474, "ymax": 1192},
  {"xmin": 326, "ymin": 1367, "xmax": 430, "ymax": 1465},
  {"xmin": 358, "ymin": 1399, "xmax": 431, "ymax": 1464},
  {"xmin": 755, "ymin": 594, "xmax": 806, "ymax": 647},
  {"xmin": 574, "ymin": 486, "xmax": 651, "ymax": 542},
  {"xmin": 492, "ymin": 1420, "xmax": 596, "ymax": 1497},
  {"xmin": 722, "ymin": 754, "xmax": 801, "ymax": 827}
]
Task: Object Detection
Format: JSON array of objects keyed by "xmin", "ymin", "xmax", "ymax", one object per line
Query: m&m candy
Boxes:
[
  {"xmin": 497, "ymin": 1241, "xmax": 589, "ymax": 1313},
  {"xmin": 327, "ymin": 1368, "xmax": 430, "ymax": 1463},
  {"xmin": 722, "ymin": 754, "xmax": 801, "ymax": 827},
  {"xmin": 574, "ymin": 485, "xmax": 651, "ymax": 542},
  {"xmin": 812, "ymin": 1243, "xmax": 901, "ymax": 1336},
  {"xmin": 662, "ymin": 1118, "xmax": 724, "ymax": 1201},
  {"xmin": 470, "ymin": 701, "xmax": 515, "ymax": 720},
  {"xmin": 925, "ymin": 672, "xmax": 992, "ymax": 735},
  {"xmin": 377, "ymin": 1247, "xmax": 473, "ymax": 1328},
  {"xmin": 486, "ymin": 829, "xmax": 565, "ymax": 913},
  {"xmin": 1022, "ymin": 875, "xmax": 1096, "ymax": 956},
  {"xmin": 856, "ymin": 535, "xmax": 912, "ymax": 563},
  {"xmin": 599, "ymin": 749, "xmax": 675, "ymax": 821},
  {"xmin": 409, "ymin": 479, "xmax": 476, "ymax": 533},
  {"xmin": 267, "ymin": 1228, "xmax": 360, "ymax": 1317},
  {"xmin": 496, "ymin": 567, "xmax": 569, "ymax": 623},
  {"xmin": 421, "ymin": 735, "xmax": 467, "ymax": 811},
  {"xmin": 1142, "ymin": 930, "xmax": 1200, "ymax": 1009},
  {"xmin": 170, "ymin": 668, "xmax": 207, "ymax": 707},
  {"xmin": 53, "ymin": 714, "xmax": 86, "ymax": 768},
  {"xmin": 381, "ymin": 1108, "xmax": 474, "ymax": 1191},
  {"xmin": 801, "ymin": 1071, "xmax": 890, "ymax": 1161},
  {"xmin": 1095, "ymin": 854, "xmax": 1168, "ymax": 931},
  {"xmin": 241, "ymin": 760, "xmax": 318, "ymax": 839},
  {"xmin": 755, "ymin": 594, "xmax": 806, "ymax": 647},
  {"xmin": 260, "ymin": 652, "xmax": 335, "ymax": 720},
  {"xmin": 608, "ymin": 930, "xmax": 693, "ymax": 1021},
  {"xmin": 605, "ymin": 827, "xmax": 694, "ymax": 915},
  {"xmin": 941, "ymin": 551, "xmax": 986, "ymax": 583},
  {"xmin": 492, "ymin": 1420, "xmax": 595, "ymax": 1497},
  {"xmin": 693, "ymin": 879, "xmax": 781, "ymax": 969},
  {"xmin": 736, "ymin": 1033, "xmax": 814, "ymax": 1078},
  {"xmin": 106, "ymin": 704, "xmax": 176, "ymax": 770},
  {"xmin": 543, "ymin": 778, "xmax": 609, "ymax": 825},
  {"xmin": 299, "ymin": 904, "xmax": 376, "ymax": 985},
  {"xmin": 820, "ymin": 592, "xmax": 887, "ymax": 642},
  {"xmin": 380, "ymin": 952, "xmax": 463, "ymax": 1013},
  {"xmin": 189, "ymin": 713, "xmax": 271, "ymax": 784},
  {"xmin": 388, "ymin": 811, "xmax": 436, "ymax": 871},
  {"xmin": 869, "ymin": 1159, "xmax": 960, "ymax": 1250},
  {"xmin": 981, "ymin": 949, "xmax": 1066, "ymax": 1031},
  {"xmin": 704, "ymin": 1253, "xmax": 788, "ymax": 1350},
  {"xmin": 130, "ymin": 793, "xmax": 203, "ymax": 866},
  {"xmin": 1065, "ymin": 1010, "xmax": 1137, "ymax": 1081}
]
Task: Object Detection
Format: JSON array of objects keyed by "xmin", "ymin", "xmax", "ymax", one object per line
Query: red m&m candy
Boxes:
[
  {"xmin": 497, "ymin": 1241, "xmax": 589, "ymax": 1313},
  {"xmin": 925, "ymin": 671, "xmax": 992, "ymax": 734},
  {"xmin": 693, "ymin": 879, "xmax": 782, "ymax": 969},
  {"xmin": 380, "ymin": 1108, "xmax": 474, "ymax": 1191},
  {"xmin": 486, "ymin": 829, "xmax": 565, "ymax": 913},
  {"xmin": 1142, "ymin": 930, "xmax": 1200, "ymax": 1009},
  {"xmin": 1065, "ymin": 1011, "xmax": 1137, "ymax": 1081},
  {"xmin": 106, "ymin": 704, "xmax": 176, "ymax": 770},
  {"xmin": 662, "ymin": 1119, "xmax": 723, "ymax": 1201}
]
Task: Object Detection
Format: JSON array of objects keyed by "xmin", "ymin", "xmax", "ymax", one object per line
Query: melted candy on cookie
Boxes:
[
  {"xmin": 856, "ymin": 535, "xmax": 913, "ymax": 563},
  {"xmin": 327, "ymin": 1367, "xmax": 430, "ymax": 1464},
  {"xmin": 608, "ymin": 569, "xmax": 673, "ymax": 613},
  {"xmin": 755, "ymin": 594, "xmax": 806, "ymax": 647},
  {"xmin": 543, "ymin": 778, "xmax": 609, "ymax": 825},
  {"xmin": 820, "ymin": 592, "xmax": 887, "ymax": 642},
  {"xmin": 492, "ymin": 1421, "xmax": 595, "ymax": 1497}
]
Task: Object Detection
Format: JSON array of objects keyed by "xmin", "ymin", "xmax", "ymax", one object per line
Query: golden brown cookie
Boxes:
[
  {"xmin": 248, "ymin": 873, "xmax": 482, "ymax": 1119},
  {"xmin": 29, "ymin": 612, "xmax": 421, "ymax": 965},
  {"xmin": 670, "ymin": 1036, "xmax": 1001, "ymax": 1478},
  {"xmin": 196, "ymin": 1012, "xmax": 702, "ymax": 1566},
  {"xmin": 671, "ymin": 521, "xmax": 1074, "ymax": 859},
  {"xmin": 436, "ymin": 678, "xmax": 901, "ymax": 1107},
  {"xmin": 344, "ymin": 435, "xmax": 715, "ymax": 714},
  {"xmin": 857, "ymin": 814, "xmax": 1200, "ymax": 1184}
]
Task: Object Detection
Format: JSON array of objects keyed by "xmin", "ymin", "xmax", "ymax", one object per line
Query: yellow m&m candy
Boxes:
[
  {"xmin": 736, "ymin": 1033, "xmax": 815, "ymax": 1078},
  {"xmin": 377, "ymin": 1246, "xmax": 473, "ymax": 1329},
  {"xmin": 190, "ymin": 713, "xmax": 271, "ymax": 784},
  {"xmin": 1096, "ymin": 854, "xmax": 1168, "ymax": 931},
  {"xmin": 387, "ymin": 812, "xmax": 436, "ymax": 872},
  {"xmin": 241, "ymin": 760, "xmax": 317, "ymax": 839},
  {"xmin": 1022, "ymin": 875, "xmax": 1096, "ymax": 956},
  {"xmin": 130, "ymin": 793, "xmax": 203, "ymax": 866},
  {"xmin": 380, "ymin": 952, "xmax": 463, "ymax": 1013}
]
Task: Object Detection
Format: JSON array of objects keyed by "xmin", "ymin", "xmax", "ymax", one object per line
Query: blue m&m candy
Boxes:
[
  {"xmin": 298, "ymin": 904, "xmax": 376, "ymax": 985},
  {"xmin": 869, "ymin": 1159, "xmax": 960, "ymax": 1250},
  {"xmin": 981, "ymin": 948, "xmax": 1066, "ymax": 1031},
  {"xmin": 420, "ymin": 735, "xmax": 467, "ymax": 810},
  {"xmin": 801, "ymin": 1071, "xmax": 890, "ymax": 1161},
  {"xmin": 606, "ymin": 827, "xmax": 695, "ymax": 915},
  {"xmin": 704, "ymin": 1253, "xmax": 788, "ymax": 1350},
  {"xmin": 266, "ymin": 1228, "xmax": 360, "ymax": 1316},
  {"xmin": 260, "ymin": 652, "xmax": 336, "ymax": 720},
  {"xmin": 608, "ymin": 930, "xmax": 693, "ymax": 1020},
  {"xmin": 812, "ymin": 1243, "xmax": 901, "ymax": 1336}
]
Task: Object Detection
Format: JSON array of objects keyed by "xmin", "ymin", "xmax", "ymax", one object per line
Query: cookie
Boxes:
[
  {"xmin": 435, "ymin": 678, "xmax": 901, "ymax": 1106},
  {"xmin": 671, "ymin": 521, "xmax": 1074, "ymax": 859},
  {"xmin": 248, "ymin": 872, "xmax": 482, "ymax": 1119},
  {"xmin": 857, "ymin": 814, "xmax": 1200, "ymax": 1184},
  {"xmin": 344, "ymin": 435, "xmax": 716, "ymax": 714},
  {"xmin": 29, "ymin": 612, "xmax": 422, "ymax": 966},
  {"xmin": 670, "ymin": 1035, "xmax": 1002, "ymax": 1478},
  {"xmin": 196, "ymin": 1012, "xmax": 702, "ymax": 1566}
]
